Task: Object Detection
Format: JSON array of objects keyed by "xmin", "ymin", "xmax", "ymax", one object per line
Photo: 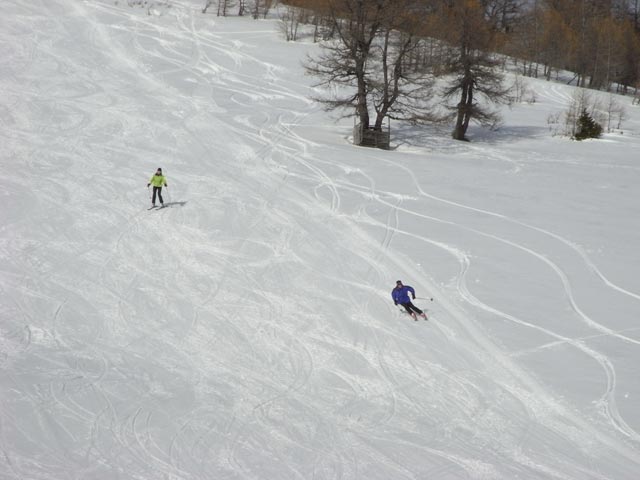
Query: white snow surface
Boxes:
[{"xmin": 2, "ymin": 1, "xmax": 640, "ymax": 479}]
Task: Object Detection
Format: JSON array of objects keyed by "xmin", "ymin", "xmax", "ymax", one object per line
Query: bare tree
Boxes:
[
  {"xmin": 505, "ymin": 0, "xmax": 541, "ymax": 77},
  {"xmin": 284, "ymin": 0, "xmax": 335, "ymax": 42},
  {"xmin": 205, "ymin": 0, "xmax": 273, "ymax": 18},
  {"xmin": 252, "ymin": 0, "xmax": 276, "ymax": 18},
  {"xmin": 368, "ymin": 27, "xmax": 436, "ymax": 129},
  {"xmin": 304, "ymin": 0, "xmax": 391, "ymax": 127},
  {"xmin": 604, "ymin": 93, "xmax": 626, "ymax": 130},
  {"xmin": 434, "ymin": 0, "xmax": 510, "ymax": 140},
  {"xmin": 217, "ymin": 0, "xmax": 234, "ymax": 16},
  {"xmin": 279, "ymin": 6, "xmax": 303, "ymax": 41},
  {"xmin": 305, "ymin": 0, "xmax": 438, "ymax": 132}
]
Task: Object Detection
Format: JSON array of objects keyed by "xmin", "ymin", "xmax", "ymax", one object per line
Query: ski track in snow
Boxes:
[{"xmin": 1, "ymin": 0, "xmax": 640, "ymax": 478}]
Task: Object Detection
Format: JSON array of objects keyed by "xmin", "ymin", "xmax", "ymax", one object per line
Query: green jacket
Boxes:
[{"xmin": 149, "ymin": 174, "xmax": 167, "ymax": 187}]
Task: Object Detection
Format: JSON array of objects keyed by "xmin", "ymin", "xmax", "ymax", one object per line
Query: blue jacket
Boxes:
[{"xmin": 392, "ymin": 285, "xmax": 415, "ymax": 304}]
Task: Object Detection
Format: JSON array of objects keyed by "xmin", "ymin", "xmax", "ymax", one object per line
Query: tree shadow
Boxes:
[
  {"xmin": 468, "ymin": 125, "xmax": 550, "ymax": 144},
  {"xmin": 389, "ymin": 122, "xmax": 550, "ymax": 151}
]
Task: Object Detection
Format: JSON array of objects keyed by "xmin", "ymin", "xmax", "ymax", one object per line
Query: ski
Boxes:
[
  {"xmin": 148, "ymin": 206, "xmax": 158, "ymax": 210},
  {"xmin": 400, "ymin": 310, "xmax": 428, "ymax": 321}
]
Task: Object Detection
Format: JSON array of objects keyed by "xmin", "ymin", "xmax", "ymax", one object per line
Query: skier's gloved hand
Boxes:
[
  {"xmin": 412, "ymin": 295, "xmax": 416, "ymax": 300},
  {"xmin": 147, "ymin": 183, "xmax": 150, "ymax": 187},
  {"xmin": 394, "ymin": 302, "xmax": 398, "ymax": 306}
]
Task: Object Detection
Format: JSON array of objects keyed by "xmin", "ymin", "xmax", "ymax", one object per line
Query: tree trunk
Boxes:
[
  {"xmin": 452, "ymin": 81, "xmax": 472, "ymax": 141},
  {"xmin": 355, "ymin": 57, "xmax": 370, "ymax": 127}
]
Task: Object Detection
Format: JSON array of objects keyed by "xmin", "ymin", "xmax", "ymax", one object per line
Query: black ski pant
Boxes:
[
  {"xmin": 400, "ymin": 301, "xmax": 423, "ymax": 316},
  {"xmin": 152, "ymin": 186, "xmax": 164, "ymax": 205}
]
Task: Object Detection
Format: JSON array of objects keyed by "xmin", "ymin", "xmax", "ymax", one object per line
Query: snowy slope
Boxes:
[{"xmin": 1, "ymin": 1, "xmax": 640, "ymax": 478}]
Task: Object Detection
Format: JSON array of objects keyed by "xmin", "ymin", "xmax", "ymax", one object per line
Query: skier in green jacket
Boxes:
[{"xmin": 147, "ymin": 167, "xmax": 168, "ymax": 207}]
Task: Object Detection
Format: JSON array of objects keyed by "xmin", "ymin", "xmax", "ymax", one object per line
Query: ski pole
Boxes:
[{"xmin": 416, "ymin": 296, "xmax": 434, "ymax": 302}]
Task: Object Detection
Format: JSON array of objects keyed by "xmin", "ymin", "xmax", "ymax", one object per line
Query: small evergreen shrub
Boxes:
[{"xmin": 574, "ymin": 109, "xmax": 603, "ymax": 140}]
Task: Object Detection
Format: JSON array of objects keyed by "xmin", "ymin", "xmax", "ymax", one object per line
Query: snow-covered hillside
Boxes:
[{"xmin": 2, "ymin": 1, "xmax": 640, "ymax": 478}]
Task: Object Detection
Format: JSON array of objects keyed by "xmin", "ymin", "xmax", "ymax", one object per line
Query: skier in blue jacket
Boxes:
[{"xmin": 392, "ymin": 280, "xmax": 426, "ymax": 320}]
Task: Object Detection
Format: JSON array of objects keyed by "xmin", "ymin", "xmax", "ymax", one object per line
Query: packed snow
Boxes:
[{"xmin": 1, "ymin": 1, "xmax": 640, "ymax": 478}]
